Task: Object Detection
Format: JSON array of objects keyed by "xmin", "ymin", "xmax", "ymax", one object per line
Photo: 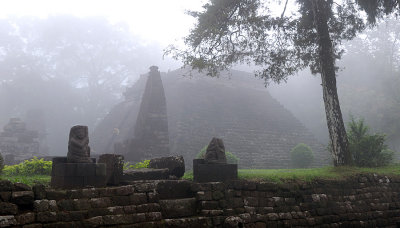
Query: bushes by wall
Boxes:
[
  {"xmin": 2, "ymin": 157, "xmax": 52, "ymax": 176},
  {"xmin": 347, "ymin": 117, "xmax": 394, "ymax": 167},
  {"xmin": 290, "ymin": 143, "xmax": 314, "ymax": 168}
]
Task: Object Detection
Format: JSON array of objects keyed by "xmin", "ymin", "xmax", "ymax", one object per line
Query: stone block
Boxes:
[
  {"xmin": 57, "ymin": 199, "xmax": 74, "ymax": 211},
  {"xmin": 15, "ymin": 212, "xmax": 35, "ymax": 225},
  {"xmin": 32, "ymin": 184, "xmax": 46, "ymax": 200},
  {"xmin": 37, "ymin": 211, "xmax": 57, "ymax": 223},
  {"xmin": 11, "ymin": 191, "xmax": 34, "ymax": 205},
  {"xmin": 98, "ymin": 154, "xmax": 124, "ymax": 185},
  {"xmin": 13, "ymin": 183, "xmax": 31, "ymax": 191},
  {"xmin": 76, "ymin": 163, "xmax": 96, "ymax": 176},
  {"xmin": 156, "ymin": 180, "xmax": 194, "ymax": 199},
  {"xmin": 123, "ymin": 205, "xmax": 137, "ymax": 214},
  {"xmin": 89, "ymin": 197, "xmax": 111, "ymax": 208},
  {"xmin": 134, "ymin": 182, "xmax": 156, "ymax": 192},
  {"xmin": 87, "ymin": 208, "xmax": 109, "ymax": 217},
  {"xmin": 149, "ymin": 156, "xmax": 185, "ymax": 178},
  {"xmin": 111, "ymin": 196, "xmax": 131, "ymax": 206},
  {"xmin": 95, "ymin": 163, "xmax": 107, "ymax": 176},
  {"xmin": 34, "ymin": 200, "xmax": 49, "ymax": 212},
  {"xmin": 0, "ymin": 202, "xmax": 18, "ymax": 215},
  {"xmin": 193, "ymin": 159, "xmax": 237, "ymax": 182},
  {"xmin": 130, "ymin": 193, "xmax": 148, "ymax": 205},
  {"xmin": 83, "ymin": 216, "xmax": 103, "ymax": 227},
  {"xmin": 159, "ymin": 198, "xmax": 196, "ymax": 219},
  {"xmin": 123, "ymin": 168, "xmax": 169, "ymax": 181},
  {"xmin": 145, "ymin": 212, "xmax": 162, "ymax": 221},
  {"xmin": 196, "ymin": 191, "xmax": 213, "ymax": 201},
  {"xmin": 0, "ymin": 192, "xmax": 11, "ymax": 202},
  {"xmin": 0, "ymin": 215, "xmax": 16, "ymax": 227},
  {"xmin": 73, "ymin": 199, "xmax": 91, "ymax": 210},
  {"xmin": 136, "ymin": 203, "xmax": 161, "ymax": 213},
  {"xmin": 114, "ymin": 185, "xmax": 134, "ymax": 196},
  {"xmin": 51, "ymin": 162, "xmax": 106, "ymax": 189},
  {"xmin": 0, "ymin": 180, "xmax": 14, "ymax": 192}
]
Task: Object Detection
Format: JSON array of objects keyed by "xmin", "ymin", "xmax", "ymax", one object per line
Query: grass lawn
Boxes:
[
  {"xmin": 0, "ymin": 175, "xmax": 51, "ymax": 186},
  {"xmin": 183, "ymin": 164, "xmax": 400, "ymax": 183},
  {"xmin": 2, "ymin": 164, "xmax": 400, "ymax": 186}
]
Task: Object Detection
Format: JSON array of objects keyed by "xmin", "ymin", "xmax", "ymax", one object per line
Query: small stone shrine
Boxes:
[
  {"xmin": 51, "ymin": 125, "xmax": 107, "ymax": 188},
  {"xmin": 193, "ymin": 137, "xmax": 237, "ymax": 182},
  {"xmin": 0, "ymin": 118, "xmax": 45, "ymax": 164}
]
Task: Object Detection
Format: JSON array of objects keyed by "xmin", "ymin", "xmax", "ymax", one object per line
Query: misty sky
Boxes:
[{"xmin": 0, "ymin": 0, "xmax": 205, "ymax": 46}]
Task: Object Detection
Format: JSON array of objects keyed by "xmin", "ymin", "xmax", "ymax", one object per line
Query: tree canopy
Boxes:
[{"xmin": 167, "ymin": 0, "xmax": 363, "ymax": 84}]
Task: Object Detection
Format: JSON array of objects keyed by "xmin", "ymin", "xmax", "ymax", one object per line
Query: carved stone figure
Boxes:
[
  {"xmin": 204, "ymin": 137, "xmax": 227, "ymax": 164},
  {"xmin": 67, "ymin": 125, "xmax": 91, "ymax": 163}
]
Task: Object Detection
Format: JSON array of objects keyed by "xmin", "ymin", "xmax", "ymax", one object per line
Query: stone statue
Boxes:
[
  {"xmin": 67, "ymin": 125, "xmax": 92, "ymax": 163},
  {"xmin": 204, "ymin": 137, "xmax": 227, "ymax": 164}
]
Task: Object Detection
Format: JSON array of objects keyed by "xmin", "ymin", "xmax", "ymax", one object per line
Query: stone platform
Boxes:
[
  {"xmin": 193, "ymin": 159, "xmax": 237, "ymax": 182},
  {"xmin": 51, "ymin": 157, "xmax": 107, "ymax": 188}
]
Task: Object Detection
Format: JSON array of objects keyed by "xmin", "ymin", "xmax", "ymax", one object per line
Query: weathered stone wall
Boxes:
[{"xmin": 1, "ymin": 174, "xmax": 400, "ymax": 227}]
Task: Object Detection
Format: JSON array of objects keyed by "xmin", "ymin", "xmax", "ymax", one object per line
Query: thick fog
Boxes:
[
  {"xmin": 0, "ymin": 13, "xmax": 399, "ymax": 157},
  {"xmin": 0, "ymin": 15, "xmax": 180, "ymax": 155}
]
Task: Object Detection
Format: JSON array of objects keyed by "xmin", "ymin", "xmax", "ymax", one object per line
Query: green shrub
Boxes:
[
  {"xmin": 123, "ymin": 159, "xmax": 150, "ymax": 170},
  {"xmin": 196, "ymin": 145, "xmax": 239, "ymax": 164},
  {"xmin": 2, "ymin": 157, "xmax": 52, "ymax": 176},
  {"xmin": 0, "ymin": 153, "xmax": 4, "ymax": 174},
  {"xmin": 347, "ymin": 117, "xmax": 394, "ymax": 167},
  {"xmin": 290, "ymin": 143, "xmax": 314, "ymax": 168}
]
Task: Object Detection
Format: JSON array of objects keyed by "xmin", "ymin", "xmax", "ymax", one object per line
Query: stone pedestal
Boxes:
[
  {"xmin": 51, "ymin": 157, "xmax": 106, "ymax": 188},
  {"xmin": 193, "ymin": 159, "xmax": 238, "ymax": 182}
]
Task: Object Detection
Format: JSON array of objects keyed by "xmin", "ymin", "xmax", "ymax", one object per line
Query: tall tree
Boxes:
[{"xmin": 167, "ymin": 0, "xmax": 364, "ymax": 166}]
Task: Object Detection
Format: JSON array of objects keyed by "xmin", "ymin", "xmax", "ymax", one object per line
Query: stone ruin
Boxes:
[
  {"xmin": 193, "ymin": 138, "xmax": 237, "ymax": 182},
  {"xmin": 92, "ymin": 68, "xmax": 330, "ymax": 169},
  {"xmin": 0, "ymin": 118, "xmax": 47, "ymax": 165},
  {"xmin": 51, "ymin": 124, "xmax": 185, "ymax": 188}
]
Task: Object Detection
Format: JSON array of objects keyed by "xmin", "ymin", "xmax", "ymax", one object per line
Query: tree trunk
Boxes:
[{"xmin": 311, "ymin": 0, "xmax": 352, "ymax": 166}]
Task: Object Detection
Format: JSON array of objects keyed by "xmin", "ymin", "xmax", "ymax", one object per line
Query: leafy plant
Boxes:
[
  {"xmin": 196, "ymin": 145, "xmax": 239, "ymax": 164},
  {"xmin": 123, "ymin": 160, "xmax": 150, "ymax": 170},
  {"xmin": 290, "ymin": 143, "xmax": 314, "ymax": 168},
  {"xmin": 2, "ymin": 157, "xmax": 52, "ymax": 176},
  {"xmin": 347, "ymin": 117, "xmax": 394, "ymax": 167},
  {"xmin": 0, "ymin": 153, "xmax": 4, "ymax": 174}
]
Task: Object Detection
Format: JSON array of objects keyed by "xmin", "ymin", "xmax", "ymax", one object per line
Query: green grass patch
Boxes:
[
  {"xmin": 0, "ymin": 175, "xmax": 50, "ymax": 186},
  {"xmin": 183, "ymin": 164, "xmax": 400, "ymax": 183},
  {"xmin": 182, "ymin": 170, "xmax": 193, "ymax": 180}
]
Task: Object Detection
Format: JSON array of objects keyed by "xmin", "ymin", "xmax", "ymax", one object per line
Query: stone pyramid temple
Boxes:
[{"xmin": 92, "ymin": 67, "xmax": 330, "ymax": 168}]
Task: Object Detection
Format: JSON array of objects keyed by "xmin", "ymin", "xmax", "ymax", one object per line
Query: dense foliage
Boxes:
[
  {"xmin": 347, "ymin": 118, "xmax": 394, "ymax": 167},
  {"xmin": 290, "ymin": 143, "xmax": 314, "ymax": 168},
  {"xmin": 123, "ymin": 160, "xmax": 150, "ymax": 170},
  {"xmin": 2, "ymin": 157, "xmax": 52, "ymax": 176},
  {"xmin": 196, "ymin": 145, "xmax": 239, "ymax": 164}
]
